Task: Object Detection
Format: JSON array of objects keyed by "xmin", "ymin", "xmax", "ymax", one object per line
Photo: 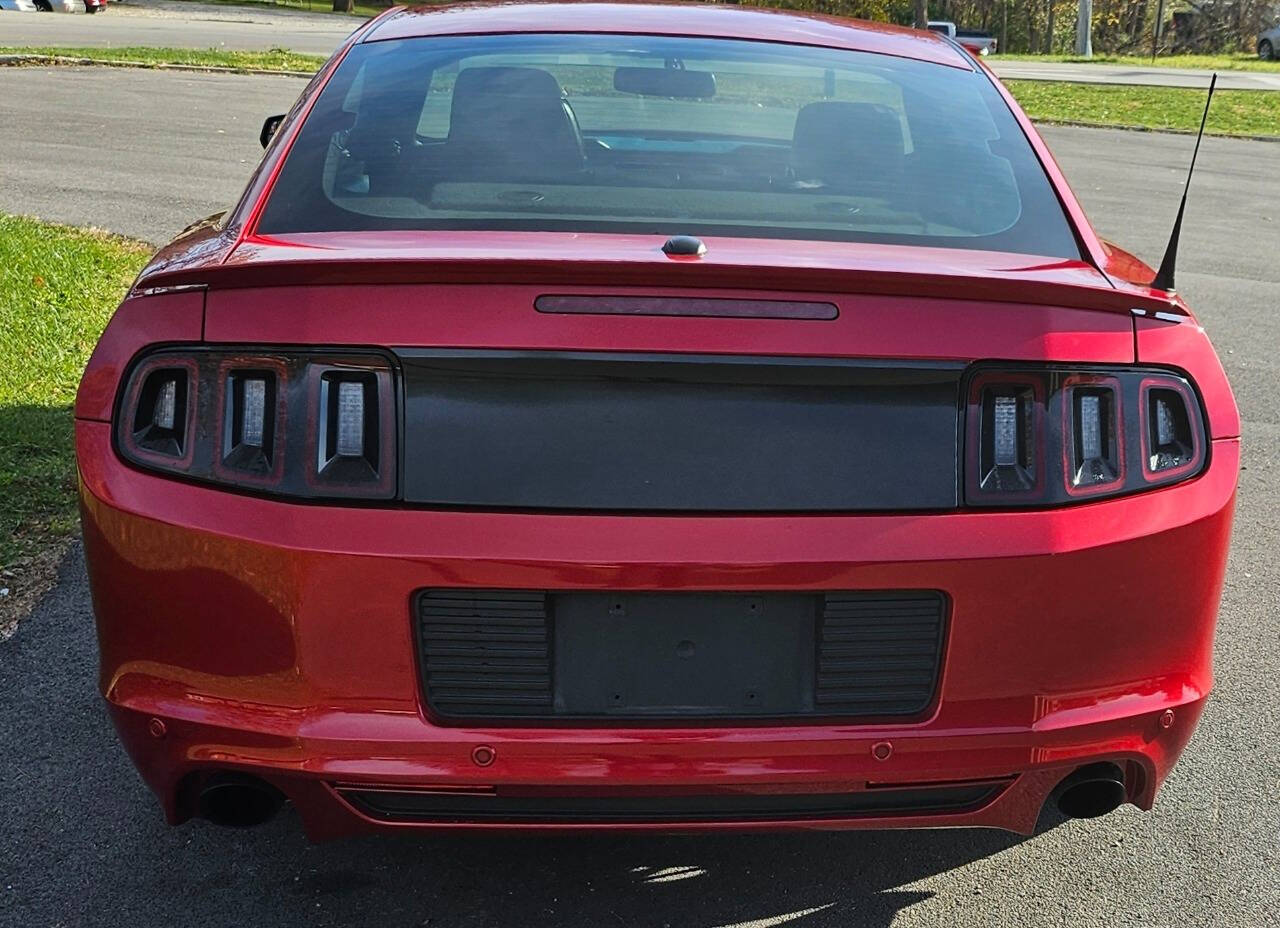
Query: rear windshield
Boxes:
[{"xmin": 258, "ymin": 33, "xmax": 1080, "ymax": 258}]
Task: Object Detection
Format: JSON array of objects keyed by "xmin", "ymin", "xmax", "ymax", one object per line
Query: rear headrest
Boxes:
[
  {"xmin": 790, "ymin": 101, "xmax": 906, "ymax": 193},
  {"xmin": 451, "ymin": 67, "xmax": 567, "ymax": 114},
  {"xmin": 447, "ymin": 67, "xmax": 584, "ymax": 177}
]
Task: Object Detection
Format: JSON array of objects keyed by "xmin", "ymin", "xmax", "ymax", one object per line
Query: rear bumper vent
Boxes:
[
  {"xmin": 817, "ymin": 592, "xmax": 946, "ymax": 716},
  {"xmin": 415, "ymin": 589, "xmax": 946, "ymax": 722},
  {"xmin": 417, "ymin": 590, "xmax": 552, "ymax": 716}
]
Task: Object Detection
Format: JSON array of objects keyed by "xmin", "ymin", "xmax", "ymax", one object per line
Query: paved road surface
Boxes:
[
  {"xmin": 989, "ymin": 58, "xmax": 1280, "ymax": 90},
  {"xmin": 0, "ymin": 68, "xmax": 300, "ymax": 243},
  {"xmin": 1, "ymin": 65, "xmax": 1279, "ymax": 928},
  {"xmin": 1, "ymin": 0, "xmax": 357, "ymax": 56}
]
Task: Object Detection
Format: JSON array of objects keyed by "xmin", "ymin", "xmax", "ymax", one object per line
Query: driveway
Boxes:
[
  {"xmin": 1, "ymin": 65, "xmax": 1278, "ymax": 928},
  {"xmin": 1, "ymin": 0, "xmax": 357, "ymax": 56},
  {"xmin": 989, "ymin": 59, "xmax": 1280, "ymax": 90}
]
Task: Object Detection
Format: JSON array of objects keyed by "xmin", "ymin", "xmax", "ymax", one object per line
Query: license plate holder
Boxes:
[{"xmin": 552, "ymin": 592, "xmax": 818, "ymax": 717}]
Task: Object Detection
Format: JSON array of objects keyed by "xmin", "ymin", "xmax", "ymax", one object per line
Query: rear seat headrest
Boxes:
[
  {"xmin": 446, "ymin": 66, "xmax": 585, "ymax": 177},
  {"xmin": 790, "ymin": 101, "xmax": 906, "ymax": 191}
]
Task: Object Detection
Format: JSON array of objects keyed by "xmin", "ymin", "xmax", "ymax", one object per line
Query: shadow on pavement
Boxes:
[{"xmin": 2, "ymin": 546, "xmax": 1057, "ymax": 928}]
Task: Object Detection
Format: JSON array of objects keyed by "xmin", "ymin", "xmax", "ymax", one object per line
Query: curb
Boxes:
[{"xmin": 0, "ymin": 53, "xmax": 315, "ymax": 78}]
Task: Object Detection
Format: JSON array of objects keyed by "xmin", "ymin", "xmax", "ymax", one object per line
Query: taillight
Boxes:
[
  {"xmin": 120, "ymin": 356, "xmax": 197, "ymax": 465},
  {"xmin": 965, "ymin": 365, "xmax": 1205, "ymax": 507},
  {"xmin": 116, "ymin": 348, "xmax": 396, "ymax": 499}
]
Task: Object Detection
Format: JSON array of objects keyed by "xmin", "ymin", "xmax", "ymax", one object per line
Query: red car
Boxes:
[{"xmin": 77, "ymin": 2, "xmax": 1238, "ymax": 838}]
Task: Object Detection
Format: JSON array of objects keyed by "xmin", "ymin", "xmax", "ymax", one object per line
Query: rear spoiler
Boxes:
[{"xmin": 132, "ymin": 234, "xmax": 1187, "ymax": 318}]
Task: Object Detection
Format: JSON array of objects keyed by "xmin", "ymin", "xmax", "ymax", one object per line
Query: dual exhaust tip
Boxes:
[{"xmin": 191, "ymin": 762, "xmax": 1128, "ymax": 829}]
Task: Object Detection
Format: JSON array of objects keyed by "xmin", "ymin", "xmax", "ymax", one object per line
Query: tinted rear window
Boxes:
[{"xmin": 258, "ymin": 33, "xmax": 1080, "ymax": 258}]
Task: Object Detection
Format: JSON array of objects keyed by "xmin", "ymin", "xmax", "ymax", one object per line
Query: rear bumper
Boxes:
[{"xmin": 78, "ymin": 421, "xmax": 1238, "ymax": 837}]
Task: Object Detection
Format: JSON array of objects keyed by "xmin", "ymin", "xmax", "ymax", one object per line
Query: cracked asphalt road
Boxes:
[{"xmin": 1, "ymin": 67, "xmax": 1278, "ymax": 928}]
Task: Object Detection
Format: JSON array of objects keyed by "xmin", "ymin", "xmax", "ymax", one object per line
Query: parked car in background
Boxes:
[
  {"xmin": 31, "ymin": 0, "xmax": 105, "ymax": 10},
  {"xmin": 0, "ymin": 0, "xmax": 39, "ymax": 10},
  {"xmin": 1260, "ymin": 23, "xmax": 1280, "ymax": 59},
  {"xmin": 927, "ymin": 20, "xmax": 998, "ymax": 55}
]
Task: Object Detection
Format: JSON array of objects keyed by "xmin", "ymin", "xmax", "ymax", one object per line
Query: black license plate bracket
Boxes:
[{"xmin": 552, "ymin": 592, "xmax": 818, "ymax": 717}]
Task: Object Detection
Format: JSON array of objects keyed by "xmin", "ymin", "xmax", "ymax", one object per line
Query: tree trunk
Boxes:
[
  {"xmin": 914, "ymin": 0, "xmax": 928, "ymax": 30},
  {"xmin": 1044, "ymin": 0, "xmax": 1057, "ymax": 53},
  {"xmin": 332, "ymin": 0, "xmax": 353, "ymax": 12}
]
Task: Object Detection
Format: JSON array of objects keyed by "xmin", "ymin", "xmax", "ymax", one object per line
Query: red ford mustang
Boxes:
[{"xmin": 77, "ymin": 2, "xmax": 1239, "ymax": 838}]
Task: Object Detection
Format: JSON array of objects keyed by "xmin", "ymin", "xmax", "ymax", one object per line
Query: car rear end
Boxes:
[{"xmin": 76, "ymin": 8, "xmax": 1238, "ymax": 838}]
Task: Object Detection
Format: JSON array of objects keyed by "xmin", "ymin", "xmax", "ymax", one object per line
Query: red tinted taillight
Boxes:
[
  {"xmin": 967, "ymin": 371, "xmax": 1044, "ymax": 502},
  {"xmin": 116, "ymin": 348, "xmax": 396, "ymax": 499},
  {"xmin": 965, "ymin": 366, "xmax": 1205, "ymax": 507},
  {"xmin": 119, "ymin": 356, "xmax": 197, "ymax": 466}
]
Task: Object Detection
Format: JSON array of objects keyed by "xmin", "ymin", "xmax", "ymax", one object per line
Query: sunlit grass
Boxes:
[
  {"xmin": 0, "ymin": 45, "xmax": 326, "ymax": 73},
  {"xmin": 0, "ymin": 215, "xmax": 149, "ymax": 570},
  {"xmin": 1006, "ymin": 80, "xmax": 1280, "ymax": 137}
]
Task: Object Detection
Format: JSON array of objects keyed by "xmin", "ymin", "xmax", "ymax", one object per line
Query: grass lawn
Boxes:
[
  {"xmin": 1000, "ymin": 52, "xmax": 1279, "ymax": 72},
  {"xmin": 1006, "ymin": 79, "xmax": 1280, "ymax": 137},
  {"xmin": 0, "ymin": 216, "xmax": 149, "ymax": 587},
  {"xmin": 0, "ymin": 45, "xmax": 326, "ymax": 73}
]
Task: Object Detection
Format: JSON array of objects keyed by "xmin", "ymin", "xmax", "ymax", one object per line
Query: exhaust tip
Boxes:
[
  {"xmin": 1054, "ymin": 762, "xmax": 1126, "ymax": 820},
  {"xmin": 196, "ymin": 773, "xmax": 284, "ymax": 828}
]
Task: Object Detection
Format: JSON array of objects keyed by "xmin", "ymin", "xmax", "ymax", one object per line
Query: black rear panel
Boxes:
[
  {"xmin": 397, "ymin": 350, "xmax": 961, "ymax": 511},
  {"xmin": 416, "ymin": 589, "xmax": 946, "ymax": 722}
]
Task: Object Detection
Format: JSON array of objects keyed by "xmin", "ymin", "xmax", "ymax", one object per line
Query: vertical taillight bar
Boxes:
[
  {"xmin": 1139, "ymin": 376, "xmax": 1205, "ymax": 485},
  {"xmin": 1062, "ymin": 374, "xmax": 1123, "ymax": 497},
  {"xmin": 307, "ymin": 362, "xmax": 396, "ymax": 498},
  {"xmin": 214, "ymin": 357, "xmax": 287, "ymax": 485},
  {"xmin": 966, "ymin": 371, "xmax": 1046, "ymax": 505},
  {"xmin": 117, "ymin": 356, "xmax": 198, "ymax": 467}
]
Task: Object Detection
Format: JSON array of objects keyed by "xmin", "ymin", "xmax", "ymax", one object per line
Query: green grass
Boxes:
[
  {"xmin": 0, "ymin": 216, "xmax": 150, "ymax": 571},
  {"xmin": 1000, "ymin": 52, "xmax": 1280, "ymax": 72},
  {"xmin": 0, "ymin": 45, "xmax": 326, "ymax": 73},
  {"xmin": 1006, "ymin": 80, "xmax": 1280, "ymax": 137}
]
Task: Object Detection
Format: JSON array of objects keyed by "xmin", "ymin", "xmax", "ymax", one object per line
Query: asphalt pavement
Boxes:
[
  {"xmin": 1, "ymin": 0, "xmax": 357, "ymax": 56},
  {"xmin": 0, "ymin": 68, "xmax": 299, "ymax": 244},
  {"xmin": 988, "ymin": 58, "xmax": 1280, "ymax": 90},
  {"xmin": 1, "ymin": 65, "xmax": 1279, "ymax": 928}
]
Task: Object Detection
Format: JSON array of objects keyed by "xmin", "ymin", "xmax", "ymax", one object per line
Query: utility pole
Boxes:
[
  {"xmin": 1152, "ymin": 0, "xmax": 1166, "ymax": 60},
  {"xmin": 914, "ymin": 0, "xmax": 928, "ymax": 30},
  {"xmin": 1076, "ymin": 0, "xmax": 1093, "ymax": 57}
]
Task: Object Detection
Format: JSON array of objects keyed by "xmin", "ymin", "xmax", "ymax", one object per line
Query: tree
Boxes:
[
  {"xmin": 914, "ymin": 0, "xmax": 928, "ymax": 29},
  {"xmin": 333, "ymin": 0, "xmax": 353, "ymax": 12}
]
